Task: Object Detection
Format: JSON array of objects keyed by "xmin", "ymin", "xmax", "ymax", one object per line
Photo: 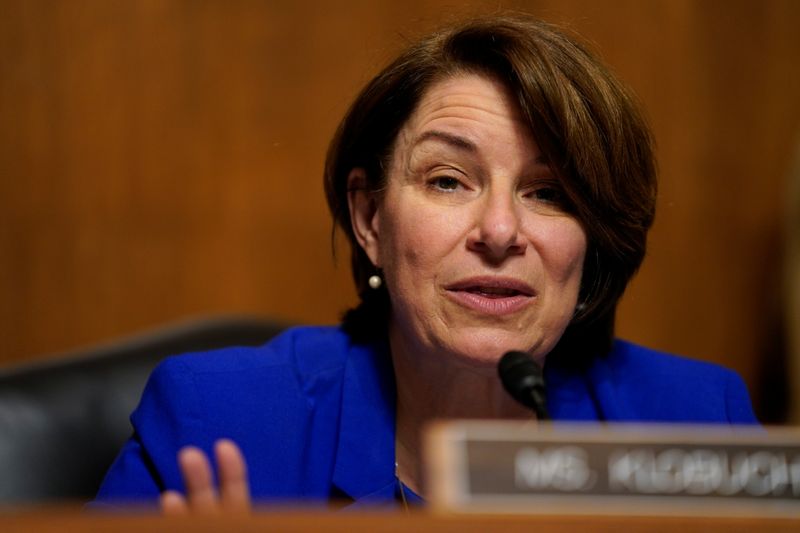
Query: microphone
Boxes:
[{"xmin": 498, "ymin": 351, "xmax": 550, "ymax": 420}]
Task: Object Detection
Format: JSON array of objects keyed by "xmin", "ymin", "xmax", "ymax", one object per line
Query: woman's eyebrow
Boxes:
[
  {"xmin": 410, "ymin": 129, "xmax": 550, "ymax": 167},
  {"xmin": 412, "ymin": 130, "xmax": 476, "ymax": 152}
]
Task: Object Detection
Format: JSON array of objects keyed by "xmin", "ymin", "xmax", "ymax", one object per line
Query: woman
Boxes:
[{"xmin": 94, "ymin": 15, "xmax": 757, "ymax": 512}]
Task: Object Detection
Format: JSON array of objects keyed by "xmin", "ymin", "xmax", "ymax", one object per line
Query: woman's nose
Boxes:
[{"xmin": 466, "ymin": 189, "xmax": 526, "ymax": 261}]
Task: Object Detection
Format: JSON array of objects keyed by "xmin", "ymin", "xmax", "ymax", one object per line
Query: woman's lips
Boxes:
[{"xmin": 444, "ymin": 277, "xmax": 535, "ymax": 315}]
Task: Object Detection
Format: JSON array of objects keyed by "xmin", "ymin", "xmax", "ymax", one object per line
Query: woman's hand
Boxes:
[{"xmin": 160, "ymin": 439, "xmax": 251, "ymax": 514}]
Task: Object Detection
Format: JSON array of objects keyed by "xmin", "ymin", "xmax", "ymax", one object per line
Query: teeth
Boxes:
[{"xmin": 470, "ymin": 287, "xmax": 518, "ymax": 296}]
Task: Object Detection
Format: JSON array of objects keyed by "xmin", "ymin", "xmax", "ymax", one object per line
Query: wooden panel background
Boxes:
[{"xmin": 1, "ymin": 0, "xmax": 798, "ymax": 420}]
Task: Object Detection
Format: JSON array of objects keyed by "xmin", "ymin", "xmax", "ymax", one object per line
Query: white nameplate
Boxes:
[{"xmin": 425, "ymin": 421, "xmax": 800, "ymax": 517}]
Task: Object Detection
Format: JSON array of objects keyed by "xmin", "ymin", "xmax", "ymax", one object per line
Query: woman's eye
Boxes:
[
  {"xmin": 430, "ymin": 176, "xmax": 461, "ymax": 191},
  {"xmin": 530, "ymin": 186, "xmax": 563, "ymax": 204}
]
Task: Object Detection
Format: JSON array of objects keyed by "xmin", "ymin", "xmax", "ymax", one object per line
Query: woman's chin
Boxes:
[{"xmin": 440, "ymin": 330, "xmax": 549, "ymax": 372}]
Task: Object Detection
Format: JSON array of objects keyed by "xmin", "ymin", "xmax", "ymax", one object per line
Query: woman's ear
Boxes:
[{"xmin": 347, "ymin": 168, "xmax": 382, "ymax": 267}]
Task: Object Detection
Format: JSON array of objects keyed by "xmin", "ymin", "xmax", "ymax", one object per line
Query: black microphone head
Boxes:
[{"xmin": 498, "ymin": 351, "xmax": 547, "ymax": 413}]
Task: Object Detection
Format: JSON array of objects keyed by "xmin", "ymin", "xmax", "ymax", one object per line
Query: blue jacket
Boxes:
[{"xmin": 94, "ymin": 326, "xmax": 757, "ymax": 507}]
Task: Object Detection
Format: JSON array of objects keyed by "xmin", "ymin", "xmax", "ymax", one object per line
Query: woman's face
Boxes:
[{"xmin": 351, "ymin": 73, "xmax": 587, "ymax": 371}]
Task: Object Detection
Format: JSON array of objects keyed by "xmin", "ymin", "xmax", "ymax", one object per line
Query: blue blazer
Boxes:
[{"xmin": 94, "ymin": 326, "xmax": 757, "ymax": 507}]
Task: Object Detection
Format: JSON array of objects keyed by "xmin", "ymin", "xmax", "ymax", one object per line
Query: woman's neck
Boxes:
[{"xmin": 389, "ymin": 328, "xmax": 535, "ymax": 496}]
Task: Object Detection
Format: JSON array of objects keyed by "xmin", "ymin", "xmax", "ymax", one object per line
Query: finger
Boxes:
[
  {"xmin": 160, "ymin": 490, "xmax": 189, "ymax": 515},
  {"xmin": 215, "ymin": 439, "xmax": 251, "ymax": 513},
  {"xmin": 177, "ymin": 446, "xmax": 220, "ymax": 514}
]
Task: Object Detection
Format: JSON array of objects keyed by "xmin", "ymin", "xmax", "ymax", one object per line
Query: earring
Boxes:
[{"xmin": 368, "ymin": 275, "xmax": 382, "ymax": 290}]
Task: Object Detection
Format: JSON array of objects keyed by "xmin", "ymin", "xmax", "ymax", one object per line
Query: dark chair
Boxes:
[{"xmin": 0, "ymin": 316, "xmax": 286, "ymax": 505}]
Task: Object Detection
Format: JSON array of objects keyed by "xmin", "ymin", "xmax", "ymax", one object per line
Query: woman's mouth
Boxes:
[{"xmin": 444, "ymin": 277, "xmax": 535, "ymax": 315}]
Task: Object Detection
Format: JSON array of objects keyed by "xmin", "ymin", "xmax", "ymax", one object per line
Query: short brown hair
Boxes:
[{"xmin": 324, "ymin": 14, "xmax": 656, "ymax": 359}]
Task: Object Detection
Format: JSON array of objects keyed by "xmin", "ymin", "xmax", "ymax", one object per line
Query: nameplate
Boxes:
[{"xmin": 425, "ymin": 421, "xmax": 800, "ymax": 517}]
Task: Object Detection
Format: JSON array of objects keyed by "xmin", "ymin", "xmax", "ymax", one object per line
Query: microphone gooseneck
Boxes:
[{"xmin": 498, "ymin": 351, "xmax": 549, "ymax": 420}]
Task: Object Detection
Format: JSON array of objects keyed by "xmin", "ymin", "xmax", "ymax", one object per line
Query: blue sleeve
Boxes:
[
  {"xmin": 91, "ymin": 327, "xmax": 348, "ymax": 507},
  {"xmin": 93, "ymin": 357, "xmax": 206, "ymax": 506},
  {"xmin": 723, "ymin": 368, "xmax": 759, "ymax": 425}
]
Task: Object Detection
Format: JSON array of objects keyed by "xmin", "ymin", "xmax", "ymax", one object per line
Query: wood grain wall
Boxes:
[{"xmin": 1, "ymin": 0, "xmax": 798, "ymax": 420}]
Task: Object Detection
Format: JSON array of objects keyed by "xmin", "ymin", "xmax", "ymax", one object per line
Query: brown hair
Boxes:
[{"xmin": 324, "ymin": 14, "xmax": 656, "ymax": 359}]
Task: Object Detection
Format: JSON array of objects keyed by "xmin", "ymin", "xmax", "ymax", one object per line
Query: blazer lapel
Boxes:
[{"xmin": 330, "ymin": 339, "xmax": 398, "ymax": 503}]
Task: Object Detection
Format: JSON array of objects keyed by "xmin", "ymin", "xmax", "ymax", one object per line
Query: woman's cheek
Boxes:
[{"xmin": 531, "ymin": 219, "xmax": 587, "ymax": 283}]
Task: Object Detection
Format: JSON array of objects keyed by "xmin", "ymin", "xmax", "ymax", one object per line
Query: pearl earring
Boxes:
[{"xmin": 368, "ymin": 275, "xmax": 382, "ymax": 290}]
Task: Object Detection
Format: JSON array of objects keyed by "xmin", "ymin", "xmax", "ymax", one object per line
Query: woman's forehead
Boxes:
[
  {"xmin": 390, "ymin": 73, "xmax": 541, "ymax": 167},
  {"xmin": 406, "ymin": 74, "xmax": 523, "ymax": 131}
]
